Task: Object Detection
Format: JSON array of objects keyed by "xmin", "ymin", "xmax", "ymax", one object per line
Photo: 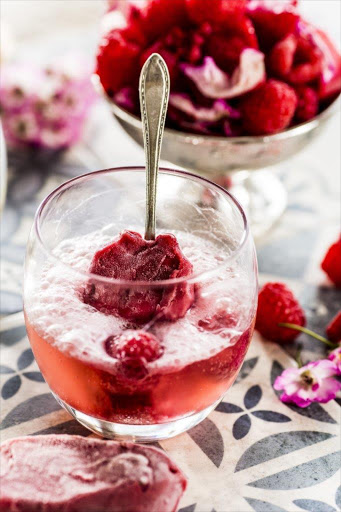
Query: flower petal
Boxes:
[
  {"xmin": 182, "ymin": 50, "xmax": 265, "ymax": 99},
  {"xmin": 280, "ymin": 392, "xmax": 313, "ymax": 408},
  {"xmin": 169, "ymin": 94, "xmax": 239, "ymax": 122},
  {"xmin": 314, "ymin": 377, "xmax": 341, "ymax": 403}
]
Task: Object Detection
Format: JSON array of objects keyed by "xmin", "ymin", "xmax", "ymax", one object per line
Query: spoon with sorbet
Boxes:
[{"xmin": 84, "ymin": 54, "xmax": 194, "ymax": 325}]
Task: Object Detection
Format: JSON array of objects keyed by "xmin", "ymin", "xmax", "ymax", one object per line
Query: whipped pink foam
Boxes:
[{"xmin": 25, "ymin": 226, "xmax": 253, "ymax": 375}]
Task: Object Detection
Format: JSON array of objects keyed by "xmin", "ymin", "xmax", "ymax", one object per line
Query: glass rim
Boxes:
[{"xmin": 34, "ymin": 166, "xmax": 250, "ymax": 287}]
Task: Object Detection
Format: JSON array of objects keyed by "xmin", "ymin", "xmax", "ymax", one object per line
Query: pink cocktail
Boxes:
[{"xmin": 24, "ymin": 167, "xmax": 257, "ymax": 441}]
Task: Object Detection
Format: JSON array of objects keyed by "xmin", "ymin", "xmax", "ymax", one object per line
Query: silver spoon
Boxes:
[{"xmin": 139, "ymin": 53, "xmax": 170, "ymax": 240}]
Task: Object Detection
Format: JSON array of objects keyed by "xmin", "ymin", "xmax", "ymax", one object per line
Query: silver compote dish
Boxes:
[{"xmin": 93, "ymin": 75, "xmax": 340, "ymax": 239}]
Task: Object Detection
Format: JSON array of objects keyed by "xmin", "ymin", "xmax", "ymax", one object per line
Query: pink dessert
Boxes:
[
  {"xmin": 96, "ymin": 0, "xmax": 341, "ymax": 136},
  {"xmin": 25, "ymin": 226, "xmax": 255, "ymax": 424},
  {"xmin": 0, "ymin": 435, "xmax": 187, "ymax": 512},
  {"xmin": 84, "ymin": 230, "xmax": 195, "ymax": 323}
]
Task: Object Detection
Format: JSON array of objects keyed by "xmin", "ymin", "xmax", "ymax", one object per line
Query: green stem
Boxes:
[
  {"xmin": 295, "ymin": 348, "xmax": 303, "ymax": 368},
  {"xmin": 278, "ymin": 323, "xmax": 337, "ymax": 348}
]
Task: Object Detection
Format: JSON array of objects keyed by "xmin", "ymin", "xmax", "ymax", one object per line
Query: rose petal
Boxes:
[
  {"xmin": 169, "ymin": 93, "xmax": 239, "ymax": 122},
  {"xmin": 314, "ymin": 377, "xmax": 341, "ymax": 403},
  {"xmin": 182, "ymin": 50, "xmax": 265, "ymax": 99}
]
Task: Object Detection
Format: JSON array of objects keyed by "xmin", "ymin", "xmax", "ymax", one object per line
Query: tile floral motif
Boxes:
[
  {"xmin": 216, "ymin": 385, "xmax": 291, "ymax": 439},
  {"xmin": 1, "ymin": 348, "xmax": 44, "ymax": 400}
]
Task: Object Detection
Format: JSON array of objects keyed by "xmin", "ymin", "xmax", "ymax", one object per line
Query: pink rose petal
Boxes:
[
  {"xmin": 169, "ymin": 93, "xmax": 239, "ymax": 122},
  {"xmin": 182, "ymin": 50, "xmax": 265, "ymax": 99}
]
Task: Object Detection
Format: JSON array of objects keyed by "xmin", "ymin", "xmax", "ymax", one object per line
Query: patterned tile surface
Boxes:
[{"xmin": 0, "ymin": 107, "xmax": 340, "ymax": 511}]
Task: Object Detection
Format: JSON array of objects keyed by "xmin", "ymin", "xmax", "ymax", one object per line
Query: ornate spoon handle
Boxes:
[{"xmin": 139, "ymin": 53, "xmax": 170, "ymax": 240}]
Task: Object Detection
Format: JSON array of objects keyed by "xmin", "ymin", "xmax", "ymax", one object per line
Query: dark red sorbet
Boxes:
[{"xmin": 83, "ymin": 230, "xmax": 195, "ymax": 324}]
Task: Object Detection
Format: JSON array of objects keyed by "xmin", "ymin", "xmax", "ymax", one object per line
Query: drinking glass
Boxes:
[{"xmin": 24, "ymin": 167, "xmax": 258, "ymax": 441}]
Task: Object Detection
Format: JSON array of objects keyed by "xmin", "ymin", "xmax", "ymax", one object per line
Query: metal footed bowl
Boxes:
[{"xmin": 94, "ymin": 76, "xmax": 340, "ymax": 238}]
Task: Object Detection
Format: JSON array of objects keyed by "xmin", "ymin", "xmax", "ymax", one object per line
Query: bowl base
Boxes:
[
  {"xmin": 53, "ymin": 393, "xmax": 221, "ymax": 442},
  {"xmin": 226, "ymin": 169, "xmax": 287, "ymax": 240}
]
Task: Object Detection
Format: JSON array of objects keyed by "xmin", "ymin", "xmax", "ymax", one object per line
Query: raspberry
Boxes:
[
  {"xmin": 256, "ymin": 282, "xmax": 306, "ymax": 343},
  {"xmin": 314, "ymin": 27, "xmax": 341, "ymax": 100},
  {"xmin": 268, "ymin": 34, "xmax": 297, "ymax": 77},
  {"xmin": 321, "ymin": 236, "xmax": 341, "ymax": 288},
  {"xmin": 326, "ymin": 312, "xmax": 341, "ymax": 343},
  {"xmin": 142, "ymin": 0, "xmax": 188, "ymax": 43},
  {"xmin": 96, "ymin": 30, "xmax": 140, "ymax": 95},
  {"xmin": 206, "ymin": 34, "xmax": 247, "ymax": 74},
  {"xmin": 286, "ymin": 36, "xmax": 322, "ymax": 85},
  {"xmin": 186, "ymin": 0, "xmax": 246, "ymax": 28},
  {"xmin": 295, "ymin": 86, "xmax": 319, "ymax": 122},
  {"xmin": 84, "ymin": 231, "xmax": 195, "ymax": 323},
  {"xmin": 106, "ymin": 330, "xmax": 163, "ymax": 361},
  {"xmin": 234, "ymin": 16, "xmax": 259, "ymax": 49},
  {"xmin": 239, "ymin": 79, "xmax": 297, "ymax": 135},
  {"xmin": 105, "ymin": 330, "xmax": 163, "ymax": 379},
  {"xmin": 205, "ymin": 20, "xmax": 259, "ymax": 74},
  {"xmin": 268, "ymin": 32, "xmax": 323, "ymax": 86},
  {"xmin": 248, "ymin": 7, "xmax": 299, "ymax": 49},
  {"xmin": 121, "ymin": 6, "xmax": 148, "ymax": 46}
]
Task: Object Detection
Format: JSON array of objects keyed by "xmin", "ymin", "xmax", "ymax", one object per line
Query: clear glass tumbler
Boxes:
[{"xmin": 24, "ymin": 167, "xmax": 258, "ymax": 441}]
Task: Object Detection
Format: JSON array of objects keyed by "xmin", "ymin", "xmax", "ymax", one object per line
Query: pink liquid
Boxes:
[{"xmin": 25, "ymin": 227, "xmax": 255, "ymax": 424}]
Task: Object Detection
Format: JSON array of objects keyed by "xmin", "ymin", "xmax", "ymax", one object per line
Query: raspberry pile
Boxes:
[{"xmin": 97, "ymin": 0, "xmax": 340, "ymax": 136}]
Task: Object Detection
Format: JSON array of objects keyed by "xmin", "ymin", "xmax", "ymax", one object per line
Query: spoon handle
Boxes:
[{"xmin": 139, "ymin": 53, "xmax": 170, "ymax": 240}]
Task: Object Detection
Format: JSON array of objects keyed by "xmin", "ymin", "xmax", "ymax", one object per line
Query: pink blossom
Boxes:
[
  {"xmin": 0, "ymin": 57, "xmax": 97, "ymax": 151},
  {"xmin": 328, "ymin": 346, "xmax": 341, "ymax": 375},
  {"xmin": 274, "ymin": 359, "xmax": 341, "ymax": 408}
]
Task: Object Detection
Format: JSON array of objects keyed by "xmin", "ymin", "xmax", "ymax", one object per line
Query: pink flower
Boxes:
[
  {"xmin": 274, "ymin": 359, "xmax": 341, "ymax": 408},
  {"xmin": 0, "ymin": 57, "xmax": 96, "ymax": 151},
  {"xmin": 328, "ymin": 346, "xmax": 341, "ymax": 375}
]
